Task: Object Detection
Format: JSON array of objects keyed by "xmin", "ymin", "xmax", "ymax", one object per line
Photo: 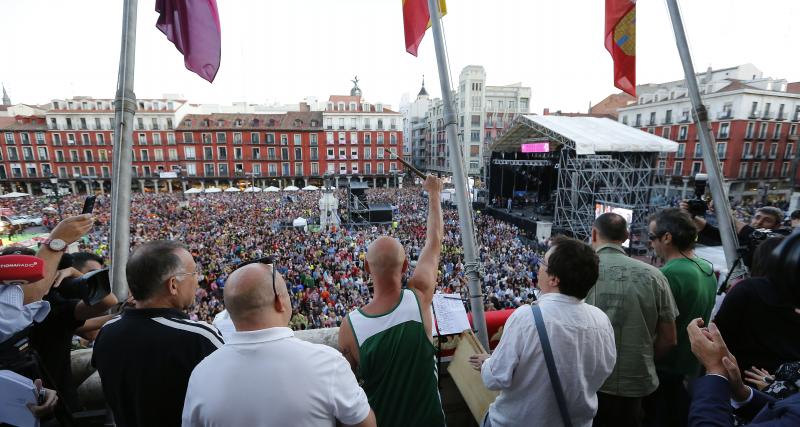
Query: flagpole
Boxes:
[
  {"xmin": 664, "ymin": 0, "xmax": 739, "ymax": 270},
  {"xmin": 426, "ymin": 0, "xmax": 490, "ymax": 350},
  {"xmin": 110, "ymin": 0, "xmax": 138, "ymax": 300}
]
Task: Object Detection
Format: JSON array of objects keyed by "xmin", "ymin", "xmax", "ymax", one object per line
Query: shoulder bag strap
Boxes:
[{"xmin": 532, "ymin": 304, "xmax": 573, "ymax": 427}]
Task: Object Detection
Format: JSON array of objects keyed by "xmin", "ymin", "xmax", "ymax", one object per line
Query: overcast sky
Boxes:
[{"xmin": 1, "ymin": 0, "xmax": 798, "ymax": 114}]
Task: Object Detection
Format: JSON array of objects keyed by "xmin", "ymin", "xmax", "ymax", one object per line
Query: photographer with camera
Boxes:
[
  {"xmin": 713, "ymin": 235, "xmax": 800, "ymax": 376},
  {"xmin": 680, "ymin": 178, "xmax": 787, "ymax": 269},
  {"xmin": 28, "ymin": 250, "xmax": 117, "ymax": 414}
]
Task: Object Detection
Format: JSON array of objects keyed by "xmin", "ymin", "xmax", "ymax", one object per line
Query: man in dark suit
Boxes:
[{"xmin": 687, "ymin": 318, "xmax": 800, "ymax": 426}]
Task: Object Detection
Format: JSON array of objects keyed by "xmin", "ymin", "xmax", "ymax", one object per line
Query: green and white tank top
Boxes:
[{"xmin": 348, "ymin": 289, "xmax": 445, "ymax": 427}]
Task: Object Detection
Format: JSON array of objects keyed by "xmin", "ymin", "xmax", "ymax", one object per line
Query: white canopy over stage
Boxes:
[{"xmin": 490, "ymin": 115, "xmax": 678, "ymax": 155}]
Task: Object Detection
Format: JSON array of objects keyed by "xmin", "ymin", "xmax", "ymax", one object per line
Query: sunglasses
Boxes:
[
  {"xmin": 648, "ymin": 232, "xmax": 664, "ymax": 241},
  {"xmin": 235, "ymin": 256, "xmax": 280, "ymax": 298}
]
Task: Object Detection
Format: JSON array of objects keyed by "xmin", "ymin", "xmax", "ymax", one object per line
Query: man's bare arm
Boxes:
[
  {"xmin": 408, "ymin": 176, "xmax": 444, "ymax": 305},
  {"xmin": 654, "ymin": 319, "xmax": 678, "ymax": 360},
  {"xmin": 338, "ymin": 316, "xmax": 360, "ymax": 375}
]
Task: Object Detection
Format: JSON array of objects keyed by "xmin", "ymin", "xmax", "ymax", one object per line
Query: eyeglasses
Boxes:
[
  {"xmin": 648, "ymin": 233, "xmax": 664, "ymax": 241},
  {"xmin": 173, "ymin": 264, "xmax": 200, "ymax": 281},
  {"xmin": 235, "ymin": 256, "xmax": 280, "ymax": 298}
]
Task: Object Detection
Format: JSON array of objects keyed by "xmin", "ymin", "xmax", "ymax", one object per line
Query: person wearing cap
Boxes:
[{"xmin": 182, "ymin": 261, "xmax": 375, "ymax": 427}]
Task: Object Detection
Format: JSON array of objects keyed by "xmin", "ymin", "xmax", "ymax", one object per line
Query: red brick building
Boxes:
[{"xmin": 0, "ymin": 94, "xmax": 404, "ymax": 195}]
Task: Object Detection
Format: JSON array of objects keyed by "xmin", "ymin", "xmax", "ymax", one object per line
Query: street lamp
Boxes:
[{"xmin": 49, "ymin": 175, "xmax": 63, "ymax": 220}]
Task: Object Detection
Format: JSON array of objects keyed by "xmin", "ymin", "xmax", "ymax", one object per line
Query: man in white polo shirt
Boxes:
[{"xmin": 182, "ymin": 259, "xmax": 375, "ymax": 427}]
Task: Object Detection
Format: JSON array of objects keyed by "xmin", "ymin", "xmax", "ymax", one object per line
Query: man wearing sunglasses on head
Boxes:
[
  {"xmin": 182, "ymin": 258, "xmax": 376, "ymax": 427},
  {"xmin": 339, "ymin": 175, "xmax": 446, "ymax": 427}
]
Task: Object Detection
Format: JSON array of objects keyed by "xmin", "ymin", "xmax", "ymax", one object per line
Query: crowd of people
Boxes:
[
  {"xmin": 2, "ymin": 185, "xmax": 542, "ymax": 333},
  {"xmin": 3, "ymin": 181, "xmax": 799, "ymax": 427}
]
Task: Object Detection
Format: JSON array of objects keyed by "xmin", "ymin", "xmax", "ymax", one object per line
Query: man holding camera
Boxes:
[{"xmin": 681, "ymin": 200, "xmax": 786, "ymax": 268}]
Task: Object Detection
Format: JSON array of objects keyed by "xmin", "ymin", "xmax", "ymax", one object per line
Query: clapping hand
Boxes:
[{"xmin": 744, "ymin": 366, "xmax": 774, "ymax": 391}]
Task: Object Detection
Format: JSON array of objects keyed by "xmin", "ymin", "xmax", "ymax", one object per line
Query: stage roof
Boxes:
[{"xmin": 490, "ymin": 115, "xmax": 678, "ymax": 155}]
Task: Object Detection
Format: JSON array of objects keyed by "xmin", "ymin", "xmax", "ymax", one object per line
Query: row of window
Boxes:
[
  {"xmin": 659, "ymin": 160, "xmax": 794, "ymax": 180},
  {"xmin": 625, "ymin": 103, "xmax": 800, "ymax": 126},
  {"xmin": 51, "ymin": 100, "xmax": 175, "ymax": 111},
  {"xmin": 181, "ymin": 131, "xmax": 399, "ymax": 145},
  {"xmin": 641, "ymin": 122, "xmax": 798, "ymax": 142},
  {"xmin": 671, "ymin": 142, "xmax": 796, "ymax": 161},
  {"xmin": 0, "ymin": 161, "xmax": 398, "ymax": 180},
  {"xmin": 2, "ymin": 145, "xmax": 399, "ymax": 164},
  {"xmin": 48, "ymin": 116, "xmax": 174, "ymax": 131},
  {"xmin": 323, "ymin": 117, "xmax": 396, "ymax": 130}
]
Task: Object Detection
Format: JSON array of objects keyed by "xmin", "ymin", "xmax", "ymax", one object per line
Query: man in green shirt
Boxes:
[
  {"xmin": 644, "ymin": 208, "xmax": 718, "ymax": 427},
  {"xmin": 338, "ymin": 176, "xmax": 445, "ymax": 427},
  {"xmin": 587, "ymin": 212, "xmax": 678, "ymax": 427}
]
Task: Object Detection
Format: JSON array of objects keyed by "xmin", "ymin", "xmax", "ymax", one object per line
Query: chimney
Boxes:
[
  {"xmin": 299, "ymin": 102, "xmax": 310, "ymax": 112},
  {"xmin": 543, "ymin": 108, "xmax": 550, "ymax": 115}
]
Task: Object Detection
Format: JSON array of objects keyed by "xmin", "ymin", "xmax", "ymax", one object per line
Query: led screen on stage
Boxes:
[{"xmin": 521, "ymin": 142, "xmax": 550, "ymax": 153}]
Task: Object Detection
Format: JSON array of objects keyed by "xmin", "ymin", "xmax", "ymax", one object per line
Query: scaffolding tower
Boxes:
[
  {"xmin": 489, "ymin": 115, "xmax": 676, "ymax": 242},
  {"xmin": 555, "ymin": 151, "xmax": 657, "ymax": 240}
]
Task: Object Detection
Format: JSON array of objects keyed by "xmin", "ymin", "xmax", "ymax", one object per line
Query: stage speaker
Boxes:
[
  {"xmin": 368, "ymin": 203, "xmax": 393, "ymax": 223},
  {"xmin": 350, "ymin": 181, "xmax": 369, "ymax": 205}
]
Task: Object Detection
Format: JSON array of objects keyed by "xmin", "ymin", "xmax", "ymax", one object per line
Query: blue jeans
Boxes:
[{"xmin": 482, "ymin": 412, "xmax": 492, "ymax": 427}]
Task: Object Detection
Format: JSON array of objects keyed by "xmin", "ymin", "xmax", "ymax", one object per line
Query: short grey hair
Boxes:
[{"xmin": 126, "ymin": 240, "xmax": 186, "ymax": 300}]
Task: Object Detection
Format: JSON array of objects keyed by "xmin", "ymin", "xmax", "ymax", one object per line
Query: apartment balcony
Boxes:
[
  {"xmin": 792, "ymin": 115, "xmax": 800, "ymax": 122},
  {"xmin": 742, "ymin": 153, "xmax": 753, "ymax": 159},
  {"xmin": 678, "ymin": 116, "xmax": 691, "ymax": 124},
  {"xmin": 338, "ymin": 155, "xmax": 347, "ymax": 160},
  {"xmin": 326, "ymin": 155, "xmax": 334, "ymax": 160},
  {"xmin": 748, "ymin": 110, "xmax": 761, "ymax": 119},
  {"xmin": 634, "ymin": 121, "xmax": 642, "ymax": 127},
  {"xmin": 762, "ymin": 112, "xmax": 773, "ymax": 120},
  {"xmin": 716, "ymin": 111, "xmax": 733, "ymax": 120},
  {"xmin": 661, "ymin": 119, "xmax": 673, "ymax": 125},
  {"xmin": 351, "ymin": 155, "xmax": 358, "ymax": 160},
  {"xmin": 776, "ymin": 113, "xmax": 787, "ymax": 121}
]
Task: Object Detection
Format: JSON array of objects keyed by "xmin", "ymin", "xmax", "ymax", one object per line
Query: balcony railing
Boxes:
[
  {"xmin": 749, "ymin": 110, "xmax": 761, "ymax": 119},
  {"xmin": 717, "ymin": 111, "xmax": 733, "ymax": 120}
]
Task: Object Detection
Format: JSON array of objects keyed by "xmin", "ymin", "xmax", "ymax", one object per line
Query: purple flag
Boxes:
[{"xmin": 155, "ymin": 0, "xmax": 221, "ymax": 83}]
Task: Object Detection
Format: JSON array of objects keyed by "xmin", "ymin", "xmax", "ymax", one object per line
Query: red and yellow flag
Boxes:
[
  {"xmin": 403, "ymin": 0, "xmax": 447, "ymax": 56},
  {"xmin": 605, "ymin": 0, "xmax": 636, "ymax": 96}
]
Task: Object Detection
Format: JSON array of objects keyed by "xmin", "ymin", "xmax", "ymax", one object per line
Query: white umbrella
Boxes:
[
  {"xmin": 184, "ymin": 188, "xmax": 203, "ymax": 194},
  {"xmin": 264, "ymin": 186, "xmax": 280, "ymax": 192},
  {"xmin": 0, "ymin": 191, "xmax": 31, "ymax": 199},
  {"xmin": 301, "ymin": 185, "xmax": 319, "ymax": 191},
  {"xmin": 283, "ymin": 185, "xmax": 300, "ymax": 192},
  {"xmin": 224, "ymin": 187, "xmax": 240, "ymax": 192},
  {"xmin": 204, "ymin": 187, "xmax": 222, "ymax": 193},
  {"xmin": 292, "ymin": 217, "xmax": 308, "ymax": 227},
  {"xmin": 243, "ymin": 186, "xmax": 262, "ymax": 193}
]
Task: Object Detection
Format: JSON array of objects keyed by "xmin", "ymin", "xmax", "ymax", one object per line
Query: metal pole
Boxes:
[
  {"xmin": 665, "ymin": 0, "xmax": 739, "ymax": 269},
  {"xmin": 110, "ymin": 0, "xmax": 138, "ymax": 301},
  {"xmin": 427, "ymin": 0, "xmax": 489, "ymax": 350}
]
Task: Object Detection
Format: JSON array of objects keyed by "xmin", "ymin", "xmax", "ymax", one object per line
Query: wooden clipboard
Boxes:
[{"xmin": 447, "ymin": 329, "xmax": 500, "ymax": 423}]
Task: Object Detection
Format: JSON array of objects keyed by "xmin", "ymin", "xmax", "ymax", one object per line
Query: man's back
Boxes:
[
  {"xmin": 586, "ymin": 244, "xmax": 678, "ymax": 397},
  {"xmin": 346, "ymin": 289, "xmax": 445, "ymax": 427},
  {"xmin": 658, "ymin": 258, "xmax": 717, "ymax": 376},
  {"xmin": 92, "ymin": 308, "xmax": 223, "ymax": 427},
  {"xmin": 182, "ymin": 327, "xmax": 370, "ymax": 427},
  {"xmin": 482, "ymin": 295, "xmax": 617, "ymax": 426}
]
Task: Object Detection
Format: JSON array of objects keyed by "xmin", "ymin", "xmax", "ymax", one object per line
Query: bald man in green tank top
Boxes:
[{"xmin": 339, "ymin": 175, "xmax": 446, "ymax": 427}]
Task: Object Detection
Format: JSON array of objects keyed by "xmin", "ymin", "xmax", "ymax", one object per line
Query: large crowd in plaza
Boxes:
[{"xmin": 2, "ymin": 185, "xmax": 541, "ymax": 331}]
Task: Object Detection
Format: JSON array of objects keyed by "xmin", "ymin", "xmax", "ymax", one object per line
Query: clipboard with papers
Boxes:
[
  {"xmin": 0, "ymin": 369, "xmax": 39, "ymax": 427},
  {"xmin": 431, "ymin": 293, "xmax": 472, "ymax": 337}
]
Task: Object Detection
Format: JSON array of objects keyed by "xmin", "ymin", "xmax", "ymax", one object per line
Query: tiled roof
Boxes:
[{"xmin": 177, "ymin": 112, "xmax": 323, "ymax": 131}]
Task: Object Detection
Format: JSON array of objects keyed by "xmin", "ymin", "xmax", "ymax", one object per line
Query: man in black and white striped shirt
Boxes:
[{"xmin": 92, "ymin": 240, "xmax": 223, "ymax": 427}]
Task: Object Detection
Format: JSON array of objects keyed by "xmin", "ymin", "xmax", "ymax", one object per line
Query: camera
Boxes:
[
  {"xmin": 686, "ymin": 173, "xmax": 709, "ymax": 217},
  {"xmin": 55, "ymin": 268, "xmax": 112, "ymax": 306}
]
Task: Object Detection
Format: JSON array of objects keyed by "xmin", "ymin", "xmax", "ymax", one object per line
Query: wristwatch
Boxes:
[{"xmin": 44, "ymin": 238, "xmax": 67, "ymax": 252}]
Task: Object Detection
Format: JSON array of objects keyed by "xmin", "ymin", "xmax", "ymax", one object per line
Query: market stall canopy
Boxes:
[
  {"xmin": 0, "ymin": 192, "xmax": 31, "ymax": 199},
  {"xmin": 204, "ymin": 187, "xmax": 222, "ymax": 193},
  {"xmin": 283, "ymin": 185, "xmax": 300, "ymax": 192},
  {"xmin": 301, "ymin": 185, "xmax": 319, "ymax": 191},
  {"xmin": 264, "ymin": 186, "xmax": 280, "ymax": 192},
  {"xmin": 184, "ymin": 188, "xmax": 203, "ymax": 194}
]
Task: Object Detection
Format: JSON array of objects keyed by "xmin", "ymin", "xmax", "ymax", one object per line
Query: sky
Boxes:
[{"xmin": 1, "ymin": 0, "xmax": 798, "ymax": 114}]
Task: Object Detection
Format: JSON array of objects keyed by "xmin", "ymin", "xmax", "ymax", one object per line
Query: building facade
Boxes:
[
  {"xmin": 400, "ymin": 79, "xmax": 431, "ymax": 172},
  {"xmin": 423, "ymin": 66, "xmax": 531, "ymax": 177},
  {"xmin": 0, "ymin": 92, "xmax": 403, "ymax": 195},
  {"xmin": 617, "ymin": 64, "xmax": 800, "ymax": 202}
]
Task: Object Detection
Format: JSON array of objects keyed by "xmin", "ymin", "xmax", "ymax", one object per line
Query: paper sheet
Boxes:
[
  {"xmin": 0, "ymin": 370, "xmax": 38, "ymax": 427},
  {"xmin": 432, "ymin": 293, "xmax": 471, "ymax": 336}
]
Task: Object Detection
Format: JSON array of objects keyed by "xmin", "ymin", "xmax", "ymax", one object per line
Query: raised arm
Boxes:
[
  {"xmin": 408, "ymin": 176, "xmax": 444, "ymax": 306},
  {"xmin": 24, "ymin": 214, "xmax": 93, "ymax": 304}
]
